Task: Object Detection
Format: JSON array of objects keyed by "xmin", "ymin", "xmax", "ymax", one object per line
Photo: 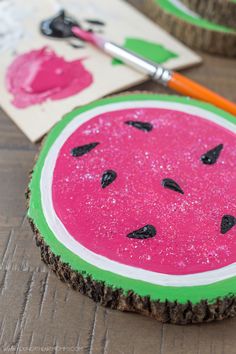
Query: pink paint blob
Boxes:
[
  {"xmin": 52, "ymin": 108, "xmax": 236, "ymax": 275},
  {"xmin": 6, "ymin": 47, "xmax": 93, "ymax": 108}
]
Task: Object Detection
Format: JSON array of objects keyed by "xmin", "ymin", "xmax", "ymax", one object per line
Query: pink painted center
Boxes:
[
  {"xmin": 6, "ymin": 47, "xmax": 93, "ymax": 108},
  {"xmin": 52, "ymin": 108, "xmax": 236, "ymax": 275}
]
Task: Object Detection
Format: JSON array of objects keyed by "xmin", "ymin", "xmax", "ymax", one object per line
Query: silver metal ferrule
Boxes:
[
  {"xmin": 103, "ymin": 41, "xmax": 172, "ymax": 85},
  {"xmin": 104, "ymin": 41, "xmax": 157, "ymax": 75},
  {"xmin": 152, "ymin": 66, "xmax": 173, "ymax": 85}
]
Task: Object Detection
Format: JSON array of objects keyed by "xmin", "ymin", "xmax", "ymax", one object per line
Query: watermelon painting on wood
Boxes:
[{"xmin": 27, "ymin": 93, "xmax": 236, "ymax": 324}]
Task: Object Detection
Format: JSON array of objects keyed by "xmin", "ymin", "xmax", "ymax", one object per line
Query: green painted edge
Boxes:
[
  {"xmin": 156, "ymin": 0, "xmax": 235, "ymax": 33},
  {"xmin": 28, "ymin": 93, "xmax": 236, "ymax": 304}
]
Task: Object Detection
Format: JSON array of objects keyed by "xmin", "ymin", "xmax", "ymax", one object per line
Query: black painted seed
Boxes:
[
  {"xmin": 85, "ymin": 19, "xmax": 105, "ymax": 26},
  {"xmin": 162, "ymin": 178, "xmax": 184, "ymax": 194},
  {"xmin": 125, "ymin": 121, "xmax": 153, "ymax": 132},
  {"xmin": 221, "ymin": 215, "xmax": 236, "ymax": 234},
  {"xmin": 201, "ymin": 144, "xmax": 223, "ymax": 165},
  {"xmin": 127, "ymin": 225, "xmax": 156, "ymax": 239},
  {"xmin": 101, "ymin": 170, "xmax": 117, "ymax": 188},
  {"xmin": 71, "ymin": 142, "xmax": 99, "ymax": 157}
]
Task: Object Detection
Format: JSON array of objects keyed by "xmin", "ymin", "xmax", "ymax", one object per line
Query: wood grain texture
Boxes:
[
  {"xmin": 181, "ymin": 0, "xmax": 236, "ymax": 28},
  {"xmin": 0, "ymin": 2, "xmax": 236, "ymax": 351}
]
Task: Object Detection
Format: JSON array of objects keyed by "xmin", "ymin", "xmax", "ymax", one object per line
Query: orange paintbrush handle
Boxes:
[{"xmin": 168, "ymin": 72, "xmax": 236, "ymax": 116}]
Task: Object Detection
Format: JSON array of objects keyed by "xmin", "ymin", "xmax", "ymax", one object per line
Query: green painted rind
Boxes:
[
  {"xmin": 156, "ymin": 0, "xmax": 235, "ymax": 33},
  {"xmin": 28, "ymin": 93, "xmax": 236, "ymax": 304}
]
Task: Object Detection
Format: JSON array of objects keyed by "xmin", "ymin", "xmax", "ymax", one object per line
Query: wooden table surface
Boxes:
[{"xmin": 0, "ymin": 4, "xmax": 236, "ymax": 354}]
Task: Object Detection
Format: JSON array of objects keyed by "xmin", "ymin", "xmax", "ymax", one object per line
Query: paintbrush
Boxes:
[
  {"xmin": 40, "ymin": 11, "xmax": 236, "ymax": 116},
  {"xmin": 71, "ymin": 27, "xmax": 236, "ymax": 116}
]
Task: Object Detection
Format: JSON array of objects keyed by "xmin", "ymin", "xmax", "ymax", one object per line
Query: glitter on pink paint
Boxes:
[
  {"xmin": 52, "ymin": 107, "xmax": 236, "ymax": 275},
  {"xmin": 6, "ymin": 47, "xmax": 93, "ymax": 108}
]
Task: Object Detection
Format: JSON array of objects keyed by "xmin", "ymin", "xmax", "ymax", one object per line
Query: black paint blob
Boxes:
[
  {"xmin": 68, "ymin": 39, "xmax": 85, "ymax": 49},
  {"xmin": 40, "ymin": 10, "xmax": 79, "ymax": 38},
  {"xmin": 201, "ymin": 144, "xmax": 223, "ymax": 165},
  {"xmin": 85, "ymin": 19, "xmax": 105, "ymax": 26},
  {"xmin": 125, "ymin": 121, "xmax": 153, "ymax": 132},
  {"xmin": 221, "ymin": 215, "xmax": 236, "ymax": 234},
  {"xmin": 127, "ymin": 225, "xmax": 156, "ymax": 239},
  {"xmin": 162, "ymin": 178, "xmax": 184, "ymax": 194},
  {"xmin": 101, "ymin": 170, "xmax": 117, "ymax": 188},
  {"xmin": 71, "ymin": 142, "xmax": 99, "ymax": 157}
]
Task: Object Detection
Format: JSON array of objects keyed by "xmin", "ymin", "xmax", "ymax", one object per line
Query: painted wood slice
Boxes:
[{"xmin": 27, "ymin": 93, "xmax": 236, "ymax": 324}]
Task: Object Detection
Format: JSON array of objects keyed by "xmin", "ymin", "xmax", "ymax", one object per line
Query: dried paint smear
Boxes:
[
  {"xmin": 6, "ymin": 47, "xmax": 93, "ymax": 108},
  {"xmin": 112, "ymin": 37, "xmax": 178, "ymax": 65}
]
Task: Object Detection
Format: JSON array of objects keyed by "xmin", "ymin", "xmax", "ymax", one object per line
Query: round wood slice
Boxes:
[
  {"xmin": 127, "ymin": 0, "xmax": 236, "ymax": 57},
  {"xmin": 27, "ymin": 92, "xmax": 236, "ymax": 324},
  {"xmin": 181, "ymin": 0, "xmax": 236, "ymax": 28}
]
